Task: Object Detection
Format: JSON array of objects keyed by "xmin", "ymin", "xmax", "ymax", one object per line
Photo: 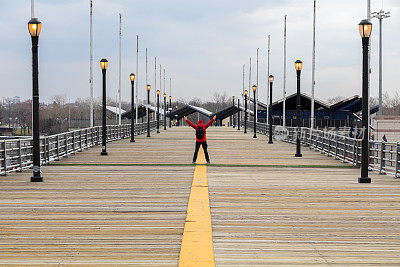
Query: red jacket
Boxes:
[{"xmin": 185, "ymin": 118, "xmax": 215, "ymax": 142}]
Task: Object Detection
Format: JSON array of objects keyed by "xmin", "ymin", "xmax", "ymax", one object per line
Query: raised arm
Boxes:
[
  {"xmin": 204, "ymin": 115, "xmax": 216, "ymax": 129},
  {"xmin": 184, "ymin": 116, "xmax": 197, "ymax": 129}
]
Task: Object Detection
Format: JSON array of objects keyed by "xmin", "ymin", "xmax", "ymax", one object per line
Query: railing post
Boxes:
[
  {"xmin": 56, "ymin": 135, "xmax": 60, "ymax": 161},
  {"xmin": 343, "ymin": 137, "xmax": 347, "ymax": 163},
  {"xmin": 396, "ymin": 143, "xmax": 400, "ymax": 178},
  {"xmin": 380, "ymin": 142, "xmax": 386, "ymax": 175},
  {"xmin": 352, "ymin": 139, "xmax": 357, "ymax": 166},
  {"xmin": 327, "ymin": 132, "xmax": 332, "ymax": 157},
  {"xmin": 79, "ymin": 130, "xmax": 83, "ymax": 152},
  {"xmin": 17, "ymin": 139, "xmax": 22, "ymax": 172},
  {"xmin": 72, "ymin": 131, "xmax": 75, "ymax": 154},
  {"xmin": 2, "ymin": 141, "xmax": 7, "ymax": 176},
  {"xmin": 46, "ymin": 137, "xmax": 50, "ymax": 164}
]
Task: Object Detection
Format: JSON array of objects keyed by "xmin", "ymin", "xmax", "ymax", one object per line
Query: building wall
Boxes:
[{"xmin": 374, "ymin": 116, "xmax": 400, "ymax": 142}]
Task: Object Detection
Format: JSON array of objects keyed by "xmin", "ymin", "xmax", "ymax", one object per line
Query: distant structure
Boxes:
[
  {"xmin": 12, "ymin": 96, "xmax": 21, "ymax": 104},
  {"xmin": 374, "ymin": 116, "xmax": 400, "ymax": 142}
]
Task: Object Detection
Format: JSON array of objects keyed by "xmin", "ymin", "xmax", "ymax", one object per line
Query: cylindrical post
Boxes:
[
  {"xmin": 244, "ymin": 93, "xmax": 248, "ymax": 134},
  {"xmin": 359, "ymin": 35, "xmax": 371, "ymax": 183},
  {"xmin": 237, "ymin": 99, "xmax": 241, "ymax": 131},
  {"xmin": 31, "ymin": 34, "xmax": 43, "ymax": 182},
  {"xmin": 147, "ymin": 87, "xmax": 150, "ymax": 137},
  {"xmin": 101, "ymin": 68, "xmax": 108, "ymax": 156},
  {"xmin": 164, "ymin": 95, "xmax": 167, "ymax": 130},
  {"xmin": 157, "ymin": 93, "xmax": 160, "ymax": 133},
  {"xmin": 253, "ymin": 87, "xmax": 257, "ymax": 138},
  {"xmin": 268, "ymin": 80, "xmax": 273, "ymax": 144},
  {"xmin": 295, "ymin": 67, "xmax": 302, "ymax": 157},
  {"xmin": 169, "ymin": 97, "xmax": 172, "ymax": 128},
  {"xmin": 130, "ymin": 77, "xmax": 135, "ymax": 142}
]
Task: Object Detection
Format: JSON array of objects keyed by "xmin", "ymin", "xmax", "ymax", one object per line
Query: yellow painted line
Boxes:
[{"xmin": 178, "ymin": 148, "xmax": 215, "ymax": 267}]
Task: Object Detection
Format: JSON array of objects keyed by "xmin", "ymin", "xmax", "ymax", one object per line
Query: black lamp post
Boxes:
[
  {"xmin": 130, "ymin": 73, "xmax": 136, "ymax": 142},
  {"xmin": 163, "ymin": 93, "xmax": 167, "ymax": 130},
  {"xmin": 100, "ymin": 59, "xmax": 109, "ymax": 156},
  {"xmin": 244, "ymin": 90, "xmax": 248, "ymax": 134},
  {"xmin": 232, "ymin": 96, "xmax": 235, "ymax": 128},
  {"xmin": 156, "ymin": 90, "xmax": 160, "ymax": 133},
  {"xmin": 146, "ymin": 84, "xmax": 151, "ymax": 137},
  {"xmin": 28, "ymin": 18, "xmax": 43, "ymax": 182},
  {"xmin": 359, "ymin": 19, "xmax": 373, "ymax": 183},
  {"xmin": 295, "ymin": 60, "xmax": 303, "ymax": 157},
  {"xmin": 268, "ymin": 75, "xmax": 274, "ymax": 144},
  {"xmin": 252, "ymin": 85, "xmax": 257, "ymax": 138},
  {"xmin": 169, "ymin": 96, "xmax": 172, "ymax": 128},
  {"xmin": 237, "ymin": 99, "xmax": 241, "ymax": 131},
  {"xmin": 175, "ymin": 106, "xmax": 179, "ymax": 126}
]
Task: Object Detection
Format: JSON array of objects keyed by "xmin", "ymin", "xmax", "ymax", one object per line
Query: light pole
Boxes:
[
  {"xmin": 130, "ymin": 73, "xmax": 135, "ymax": 142},
  {"xmin": 244, "ymin": 90, "xmax": 248, "ymax": 134},
  {"xmin": 252, "ymin": 85, "xmax": 257, "ymax": 138},
  {"xmin": 237, "ymin": 99, "xmax": 240, "ymax": 131},
  {"xmin": 372, "ymin": 10, "xmax": 390, "ymax": 116},
  {"xmin": 358, "ymin": 19, "xmax": 373, "ymax": 184},
  {"xmin": 163, "ymin": 93, "xmax": 167, "ymax": 130},
  {"xmin": 232, "ymin": 96, "xmax": 235, "ymax": 128},
  {"xmin": 156, "ymin": 90, "xmax": 160, "ymax": 133},
  {"xmin": 268, "ymin": 75, "xmax": 274, "ymax": 144},
  {"xmin": 169, "ymin": 96, "xmax": 172, "ymax": 128},
  {"xmin": 28, "ymin": 18, "xmax": 43, "ymax": 182},
  {"xmin": 175, "ymin": 106, "xmax": 178, "ymax": 126},
  {"xmin": 295, "ymin": 60, "xmax": 303, "ymax": 157},
  {"xmin": 146, "ymin": 84, "xmax": 151, "ymax": 137},
  {"xmin": 100, "ymin": 59, "xmax": 108, "ymax": 156}
]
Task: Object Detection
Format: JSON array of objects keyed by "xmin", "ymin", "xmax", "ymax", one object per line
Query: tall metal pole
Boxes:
[
  {"xmin": 249, "ymin": 58, "xmax": 251, "ymax": 103},
  {"xmin": 253, "ymin": 87, "xmax": 257, "ymax": 138},
  {"xmin": 130, "ymin": 75, "xmax": 135, "ymax": 142},
  {"xmin": 283, "ymin": 15, "xmax": 287, "ymax": 127},
  {"xmin": 89, "ymin": 0, "xmax": 94, "ymax": 127},
  {"xmin": 359, "ymin": 20, "xmax": 372, "ymax": 183},
  {"xmin": 154, "ymin": 58, "xmax": 157, "ymax": 103},
  {"xmin": 157, "ymin": 92, "xmax": 160, "ymax": 133},
  {"xmin": 30, "ymin": 19, "xmax": 43, "ymax": 182},
  {"xmin": 118, "ymin": 14, "xmax": 122, "ymax": 125},
  {"xmin": 135, "ymin": 35, "xmax": 139, "ymax": 123},
  {"xmin": 372, "ymin": 9, "xmax": 390, "ymax": 116},
  {"xmin": 237, "ymin": 99, "xmax": 241, "ymax": 131},
  {"xmin": 256, "ymin": 49, "xmax": 259, "ymax": 125},
  {"xmin": 268, "ymin": 77, "xmax": 273, "ymax": 144},
  {"xmin": 169, "ymin": 78, "xmax": 172, "ymax": 128},
  {"xmin": 267, "ymin": 37, "xmax": 270, "ymax": 125},
  {"xmin": 147, "ymin": 86, "xmax": 150, "ymax": 138},
  {"xmin": 31, "ymin": 0, "xmax": 34, "ymax": 18},
  {"xmin": 164, "ymin": 95, "xmax": 167, "ymax": 130},
  {"xmin": 244, "ymin": 92, "xmax": 248, "ymax": 133},
  {"xmin": 295, "ymin": 61, "xmax": 303, "ymax": 158},
  {"xmin": 101, "ymin": 63, "xmax": 108, "ymax": 156},
  {"xmin": 311, "ymin": 0, "xmax": 316, "ymax": 129}
]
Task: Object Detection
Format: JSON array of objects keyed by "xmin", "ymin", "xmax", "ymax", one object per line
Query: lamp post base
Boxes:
[
  {"xmin": 268, "ymin": 141, "xmax": 273, "ymax": 144},
  {"xmin": 147, "ymin": 135, "xmax": 150, "ymax": 137},
  {"xmin": 31, "ymin": 176, "xmax": 43, "ymax": 182},
  {"xmin": 130, "ymin": 139, "xmax": 135, "ymax": 143},
  {"xmin": 101, "ymin": 151, "xmax": 108, "ymax": 156},
  {"xmin": 253, "ymin": 134, "xmax": 257, "ymax": 138},
  {"xmin": 157, "ymin": 130, "xmax": 160, "ymax": 133},
  {"xmin": 244, "ymin": 131, "xmax": 247, "ymax": 134},
  {"xmin": 295, "ymin": 153, "xmax": 302, "ymax": 157},
  {"xmin": 358, "ymin": 177, "xmax": 371, "ymax": 183}
]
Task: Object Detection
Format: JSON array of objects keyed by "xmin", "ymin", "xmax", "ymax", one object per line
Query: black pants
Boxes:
[{"xmin": 193, "ymin": 141, "xmax": 210, "ymax": 162}]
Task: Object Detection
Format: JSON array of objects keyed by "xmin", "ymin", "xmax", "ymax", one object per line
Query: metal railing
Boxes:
[
  {"xmin": 1, "ymin": 121, "xmax": 160, "ymax": 176},
  {"xmin": 245, "ymin": 121, "xmax": 400, "ymax": 179}
]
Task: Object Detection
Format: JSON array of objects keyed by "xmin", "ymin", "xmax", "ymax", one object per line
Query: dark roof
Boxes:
[
  {"xmin": 212, "ymin": 105, "xmax": 254, "ymax": 120},
  {"xmin": 121, "ymin": 105, "xmax": 154, "ymax": 120},
  {"xmin": 167, "ymin": 105, "xmax": 213, "ymax": 120},
  {"xmin": 272, "ymin": 93, "xmax": 330, "ymax": 110}
]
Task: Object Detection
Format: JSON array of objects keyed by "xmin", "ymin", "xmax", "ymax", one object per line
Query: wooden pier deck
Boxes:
[{"xmin": 0, "ymin": 127, "xmax": 399, "ymax": 265}]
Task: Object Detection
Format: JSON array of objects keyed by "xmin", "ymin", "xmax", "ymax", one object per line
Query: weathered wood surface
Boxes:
[{"xmin": 0, "ymin": 126, "xmax": 399, "ymax": 265}]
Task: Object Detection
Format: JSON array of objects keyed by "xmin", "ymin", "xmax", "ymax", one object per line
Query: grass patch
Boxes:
[{"xmin": 50, "ymin": 162, "xmax": 356, "ymax": 169}]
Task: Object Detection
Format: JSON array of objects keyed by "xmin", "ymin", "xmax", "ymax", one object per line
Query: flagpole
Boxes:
[
  {"xmin": 118, "ymin": 13, "xmax": 122, "ymax": 125},
  {"xmin": 283, "ymin": 15, "xmax": 287, "ymax": 127},
  {"xmin": 267, "ymin": 36, "xmax": 270, "ymax": 125},
  {"xmin": 135, "ymin": 35, "xmax": 139, "ymax": 123},
  {"xmin": 311, "ymin": 1, "xmax": 316, "ymax": 129},
  {"xmin": 89, "ymin": 0, "xmax": 94, "ymax": 127}
]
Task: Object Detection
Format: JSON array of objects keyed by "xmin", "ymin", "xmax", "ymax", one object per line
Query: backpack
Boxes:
[{"xmin": 196, "ymin": 126, "xmax": 205, "ymax": 139}]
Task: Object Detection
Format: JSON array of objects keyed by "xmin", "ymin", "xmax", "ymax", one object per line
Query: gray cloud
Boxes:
[{"xmin": 0, "ymin": 0, "xmax": 399, "ymax": 105}]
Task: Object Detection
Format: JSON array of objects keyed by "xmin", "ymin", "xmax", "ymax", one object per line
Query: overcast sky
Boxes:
[{"xmin": 0, "ymin": 0, "xmax": 399, "ymax": 104}]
